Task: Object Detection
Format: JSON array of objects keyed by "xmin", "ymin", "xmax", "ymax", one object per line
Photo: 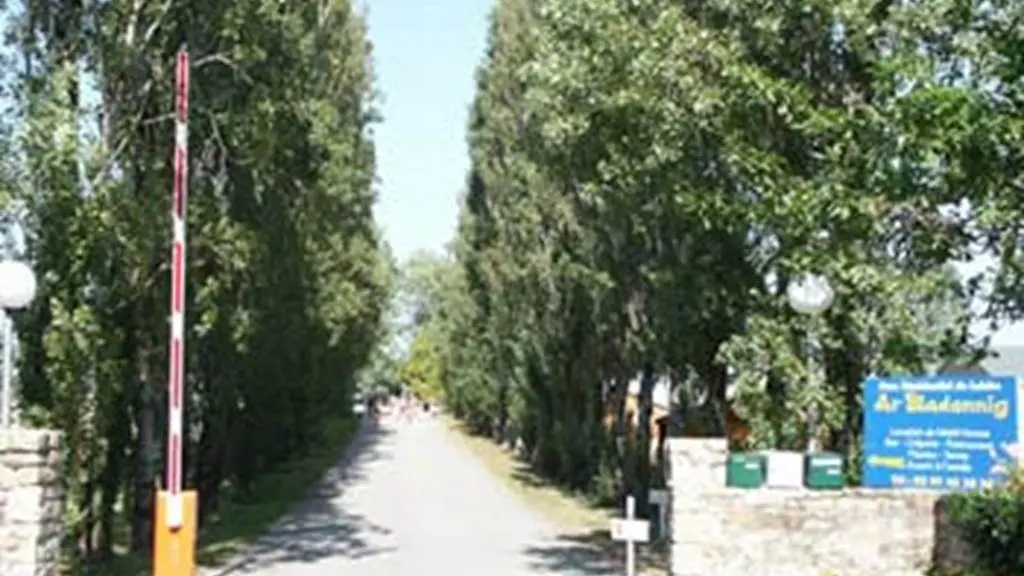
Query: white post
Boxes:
[
  {"xmin": 0, "ymin": 260, "xmax": 37, "ymax": 428},
  {"xmin": 1, "ymin": 310, "xmax": 11, "ymax": 427},
  {"xmin": 805, "ymin": 322, "xmax": 821, "ymax": 452},
  {"xmin": 626, "ymin": 495, "xmax": 636, "ymax": 576},
  {"xmin": 786, "ymin": 273, "xmax": 834, "ymax": 453},
  {"xmin": 610, "ymin": 493, "xmax": 649, "ymax": 575}
]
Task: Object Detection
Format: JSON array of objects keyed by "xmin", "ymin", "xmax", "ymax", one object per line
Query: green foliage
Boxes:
[
  {"xmin": 0, "ymin": 0, "xmax": 391, "ymax": 565},
  {"xmin": 397, "ymin": 329, "xmax": 444, "ymax": 402},
  {"xmin": 401, "ymin": 0, "xmax": 1024, "ymax": 517},
  {"xmin": 946, "ymin": 473, "xmax": 1024, "ymax": 576}
]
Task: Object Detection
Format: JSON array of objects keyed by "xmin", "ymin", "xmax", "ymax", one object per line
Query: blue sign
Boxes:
[{"xmin": 863, "ymin": 375, "xmax": 1020, "ymax": 490}]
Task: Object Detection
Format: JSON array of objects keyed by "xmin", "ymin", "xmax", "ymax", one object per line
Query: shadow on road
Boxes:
[
  {"xmin": 520, "ymin": 529, "xmax": 619, "ymax": 575},
  {"xmin": 523, "ymin": 527, "xmax": 670, "ymax": 575},
  {"xmin": 212, "ymin": 420, "xmax": 397, "ymax": 574}
]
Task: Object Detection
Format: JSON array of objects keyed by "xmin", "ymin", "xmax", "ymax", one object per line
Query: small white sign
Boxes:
[
  {"xmin": 648, "ymin": 489, "xmax": 669, "ymax": 506},
  {"xmin": 648, "ymin": 489, "xmax": 670, "ymax": 540},
  {"xmin": 610, "ymin": 518, "xmax": 650, "ymax": 543},
  {"xmin": 764, "ymin": 450, "xmax": 804, "ymax": 489},
  {"xmin": 616, "ymin": 496, "xmax": 646, "ymax": 576}
]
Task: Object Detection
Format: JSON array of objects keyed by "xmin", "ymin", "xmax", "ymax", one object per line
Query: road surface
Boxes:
[{"xmin": 208, "ymin": 416, "xmax": 617, "ymax": 576}]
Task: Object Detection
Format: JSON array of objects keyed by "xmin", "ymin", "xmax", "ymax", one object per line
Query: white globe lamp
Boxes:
[
  {"xmin": 786, "ymin": 273, "xmax": 834, "ymax": 315},
  {"xmin": 0, "ymin": 260, "xmax": 37, "ymax": 310},
  {"xmin": 0, "ymin": 260, "xmax": 36, "ymax": 428}
]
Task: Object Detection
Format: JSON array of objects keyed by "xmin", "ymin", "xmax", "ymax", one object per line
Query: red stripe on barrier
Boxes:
[
  {"xmin": 173, "ymin": 148, "xmax": 186, "ymax": 219},
  {"xmin": 168, "ymin": 434, "xmax": 181, "ymax": 493},
  {"xmin": 176, "ymin": 52, "xmax": 189, "ymax": 120},
  {"xmin": 172, "ymin": 242, "xmax": 183, "ymax": 312},
  {"xmin": 170, "ymin": 338, "xmax": 182, "ymax": 410}
]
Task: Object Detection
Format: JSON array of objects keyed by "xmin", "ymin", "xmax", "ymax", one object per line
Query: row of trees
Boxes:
[
  {"xmin": 404, "ymin": 0, "xmax": 1023, "ymax": 511},
  {"xmin": 0, "ymin": 0, "xmax": 391, "ymax": 566}
]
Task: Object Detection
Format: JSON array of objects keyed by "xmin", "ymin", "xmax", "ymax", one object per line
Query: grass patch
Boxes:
[
  {"xmin": 440, "ymin": 415, "xmax": 611, "ymax": 531},
  {"xmin": 441, "ymin": 415, "xmax": 668, "ymax": 575},
  {"xmin": 83, "ymin": 416, "xmax": 361, "ymax": 575}
]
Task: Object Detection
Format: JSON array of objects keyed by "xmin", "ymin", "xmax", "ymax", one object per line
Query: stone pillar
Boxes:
[
  {"xmin": 0, "ymin": 428, "xmax": 64, "ymax": 576},
  {"xmin": 666, "ymin": 438, "xmax": 728, "ymax": 492},
  {"xmin": 666, "ymin": 437, "xmax": 728, "ymax": 576}
]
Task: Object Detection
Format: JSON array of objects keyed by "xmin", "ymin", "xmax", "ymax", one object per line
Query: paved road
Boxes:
[{"xmin": 209, "ymin": 416, "xmax": 616, "ymax": 576}]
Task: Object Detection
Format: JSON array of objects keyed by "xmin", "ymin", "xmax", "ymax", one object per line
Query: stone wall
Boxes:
[
  {"xmin": 0, "ymin": 429, "xmax": 64, "ymax": 576},
  {"xmin": 666, "ymin": 438, "xmax": 973, "ymax": 576}
]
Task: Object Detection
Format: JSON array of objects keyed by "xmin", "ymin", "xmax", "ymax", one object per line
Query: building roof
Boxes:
[
  {"xmin": 981, "ymin": 346, "xmax": 1024, "ymax": 376},
  {"xmin": 940, "ymin": 346, "xmax": 1024, "ymax": 377}
]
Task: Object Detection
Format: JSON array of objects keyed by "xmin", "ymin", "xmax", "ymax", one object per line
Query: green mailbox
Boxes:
[
  {"xmin": 804, "ymin": 452, "xmax": 844, "ymax": 489},
  {"xmin": 726, "ymin": 452, "xmax": 767, "ymax": 489}
]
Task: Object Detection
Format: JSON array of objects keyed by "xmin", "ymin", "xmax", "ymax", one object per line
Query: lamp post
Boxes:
[
  {"xmin": 786, "ymin": 273, "xmax": 834, "ymax": 452},
  {"xmin": 0, "ymin": 260, "xmax": 37, "ymax": 428}
]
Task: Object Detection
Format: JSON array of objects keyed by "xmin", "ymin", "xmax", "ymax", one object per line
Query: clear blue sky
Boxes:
[
  {"xmin": 361, "ymin": 0, "xmax": 1024, "ymax": 346},
  {"xmin": 366, "ymin": 0, "xmax": 493, "ymax": 264}
]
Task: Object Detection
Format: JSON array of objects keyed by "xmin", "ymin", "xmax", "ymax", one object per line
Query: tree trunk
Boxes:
[
  {"xmin": 98, "ymin": 382, "xmax": 129, "ymax": 559},
  {"xmin": 496, "ymin": 378, "xmax": 509, "ymax": 445},
  {"xmin": 633, "ymin": 360, "xmax": 656, "ymax": 518},
  {"xmin": 130, "ymin": 309, "xmax": 157, "ymax": 554},
  {"xmin": 80, "ymin": 477, "xmax": 95, "ymax": 557},
  {"xmin": 610, "ymin": 371, "xmax": 631, "ymax": 501},
  {"xmin": 196, "ymin": 336, "xmax": 228, "ymax": 524}
]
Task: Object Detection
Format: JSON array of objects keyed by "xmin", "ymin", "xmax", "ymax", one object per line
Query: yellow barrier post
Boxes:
[{"xmin": 153, "ymin": 490, "xmax": 198, "ymax": 576}]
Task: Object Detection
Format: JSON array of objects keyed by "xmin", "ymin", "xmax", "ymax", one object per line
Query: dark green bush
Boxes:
[{"xmin": 946, "ymin": 475, "xmax": 1024, "ymax": 576}]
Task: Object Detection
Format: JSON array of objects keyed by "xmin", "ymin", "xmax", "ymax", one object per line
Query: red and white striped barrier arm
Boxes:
[{"xmin": 165, "ymin": 46, "xmax": 189, "ymax": 529}]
